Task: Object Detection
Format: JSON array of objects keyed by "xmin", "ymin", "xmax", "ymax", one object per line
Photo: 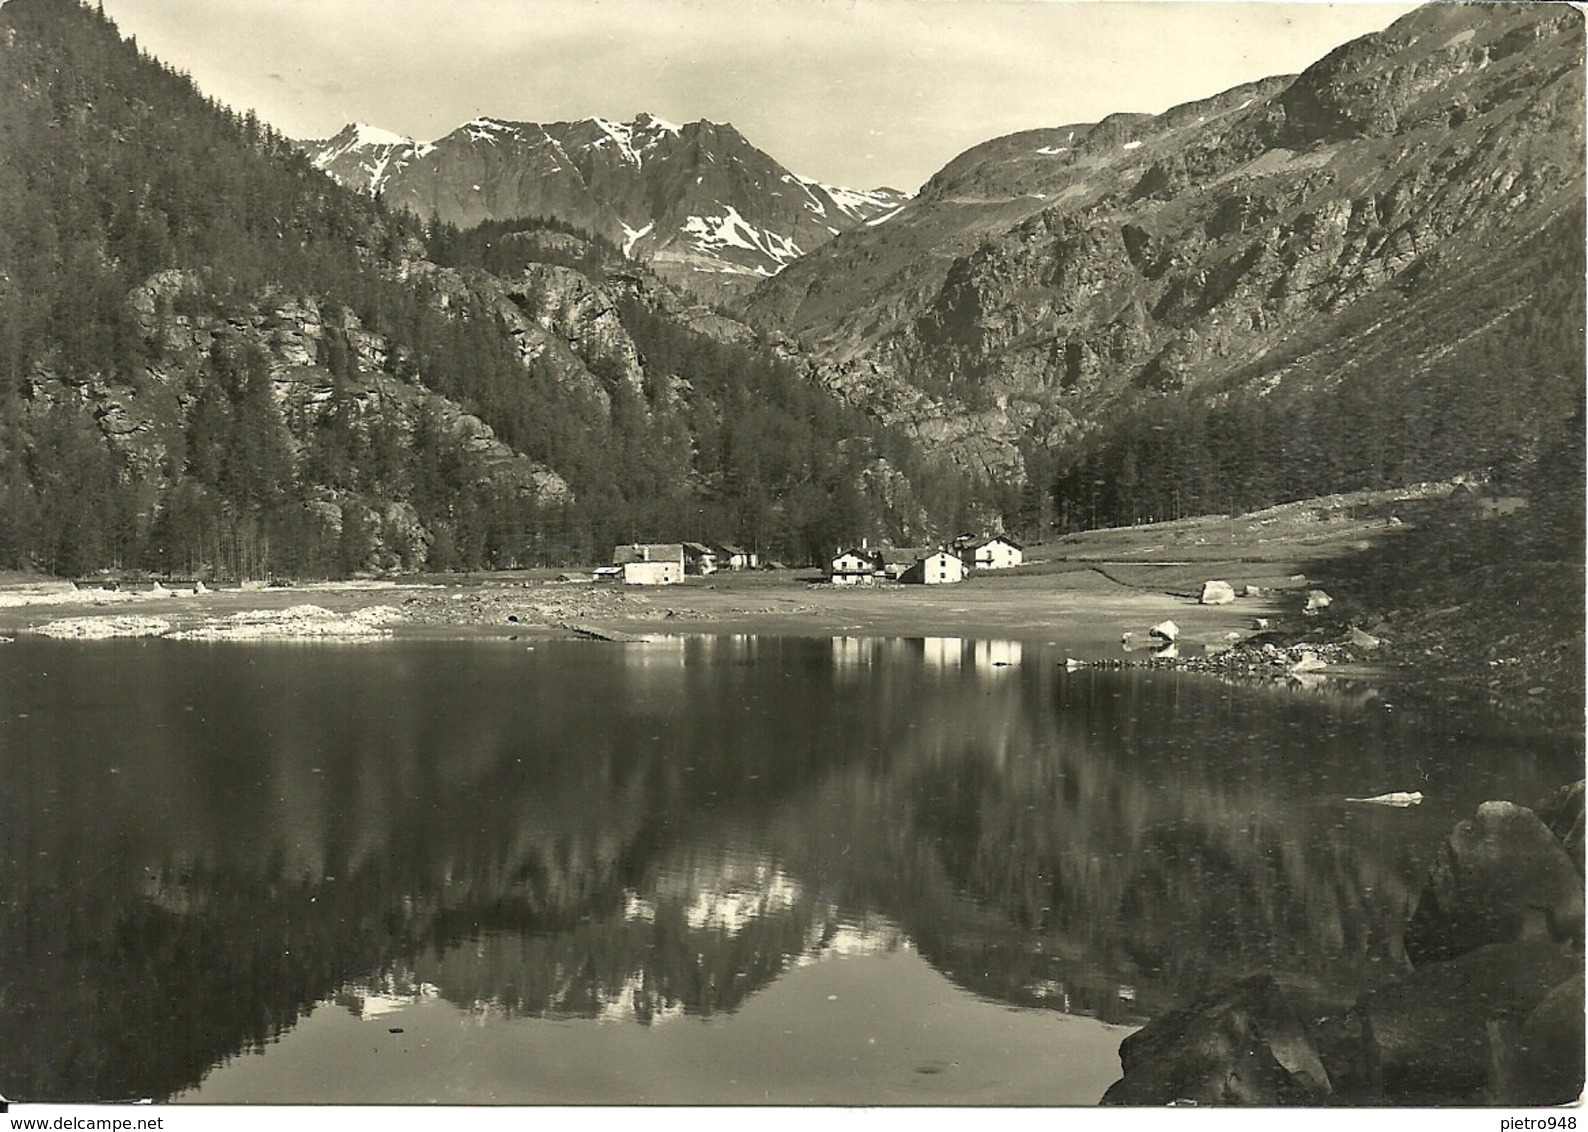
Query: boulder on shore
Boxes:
[
  {"xmin": 1102, "ymin": 790, "xmax": 1588, "ymax": 1106},
  {"xmin": 1102, "ymin": 975, "xmax": 1334, "ymax": 1106},
  {"xmin": 1356, "ymin": 940, "xmax": 1582, "ymax": 1104},
  {"xmin": 1199, "ymin": 580, "xmax": 1237, "ymax": 605},
  {"xmin": 1509, "ymin": 971, "xmax": 1585, "ymax": 1105},
  {"xmin": 1403, "ymin": 800, "xmax": 1584, "ymax": 968},
  {"xmin": 1304, "ymin": 589, "xmax": 1333, "ymax": 614}
]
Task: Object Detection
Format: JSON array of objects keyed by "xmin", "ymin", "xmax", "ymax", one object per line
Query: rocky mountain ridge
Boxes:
[
  {"xmin": 302, "ymin": 113, "xmax": 907, "ymax": 302},
  {"xmin": 745, "ymin": 2, "xmax": 1585, "ymax": 489}
]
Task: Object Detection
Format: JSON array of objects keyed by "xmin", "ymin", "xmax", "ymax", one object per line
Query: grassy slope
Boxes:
[{"xmin": 1026, "ymin": 483, "xmax": 1584, "ymax": 730}]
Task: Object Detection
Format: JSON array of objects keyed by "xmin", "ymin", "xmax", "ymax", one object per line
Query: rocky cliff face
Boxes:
[
  {"xmin": 45, "ymin": 267, "xmax": 575, "ymax": 573},
  {"xmin": 302, "ymin": 114, "xmax": 907, "ymax": 303},
  {"xmin": 746, "ymin": 2, "xmax": 1585, "ymax": 484}
]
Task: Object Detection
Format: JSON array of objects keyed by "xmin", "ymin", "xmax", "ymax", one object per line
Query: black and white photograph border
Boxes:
[{"xmin": 0, "ymin": 0, "xmax": 1581, "ymax": 1121}]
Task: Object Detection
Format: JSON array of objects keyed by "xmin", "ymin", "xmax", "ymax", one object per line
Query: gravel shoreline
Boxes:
[{"xmin": 2, "ymin": 564, "xmax": 1576, "ymax": 733}]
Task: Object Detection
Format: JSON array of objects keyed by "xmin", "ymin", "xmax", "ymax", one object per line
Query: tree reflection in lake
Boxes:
[{"xmin": 0, "ymin": 635, "xmax": 1575, "ymax": 1102}]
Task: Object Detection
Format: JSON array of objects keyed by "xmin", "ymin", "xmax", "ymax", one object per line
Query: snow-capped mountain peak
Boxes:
[
  {"xmin": 347, "ymin": 122, "xmax": 413, "ymax": 148},
  {"xmin": 307, "ymin": 122, "xmax": 428, "ymax": 189},
  {"xmin": 462, "ymin": 117, "xmax": 525, "ymax": 144},
  {"xmin": 632, "ymin": 111, "xmax": 682, "ymax": 134},
  {"xmin": 300, "ymin": 112, "xmax": 912, "ymax": 301},
  {"xmin": 308, "ymin": 121, "xmax": 413, "ymax": 167}
]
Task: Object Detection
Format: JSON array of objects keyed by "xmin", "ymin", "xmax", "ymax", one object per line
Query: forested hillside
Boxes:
[
  {"xmin": 1046, "ymin": 206, "xmax": 1586, "ymax": 531},
  {"xmin": 0, "ymin": 0, "xmax": 956, "ymax": 579}
]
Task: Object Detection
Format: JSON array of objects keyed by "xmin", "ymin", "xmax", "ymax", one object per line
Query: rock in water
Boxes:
[
  {"xmin": 1289, "ymin": 652, "xmax": 1328, "ymax": 674},
  {"xmin": 1199, "ymin": 580, "xmax": 1236, "ymax": 605},
  {"xmin": 1148, "ymin": 619, "xmax": 1179, "ymax": 642},
  {"xmin": 1356, "ymin": 941, "xmax": 1582, "ymax": 1104},
  {"xmin": 1509, "ymin": 972, "xmax": 1585, "ymax": 1106},
  {"xmin": 1403, "ymin": 801, "xmax": 1585, "ymax": 967},
  {"xmin": 1102, "ymin": 975, "xmax": 1334, "ymax": 1105}
]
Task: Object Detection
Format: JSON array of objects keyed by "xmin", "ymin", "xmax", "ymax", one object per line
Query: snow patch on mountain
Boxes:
[
  {"xmin": 538, "ymin": 127, "xmax": 573, "ymax": 166},
  {"xmin": 633, "ymin": 111, "xmax": 682, "ymax": 136},
  {"xmin": 823, "ymin": 183, "xmax": 904, "ymax": 220},
  {"xmin": 465, "ymin": 117, "xmax": 519, "ymax": 144},
  {"xmin": 349, "ymin": 122, "xmax": 411, "ymax": 148},
  {"xmin": 683, "ymin": 203, "xmax": 803, "ymax": 271},
  {"xmin": 309, "ymin": 124, "xmax": 393, "ymax": 170},
  {"xmin": 307, "ymin": 123, "xmax": 426, "ymax": 196},
  {"xmin": 621, "ymin": 220, "xmax": 655, "ymax": 258},
  {"xmin": 590, "ymin": 116, "xmax": 642, "ymax": 165},
  {"xmin": 786, "ymin": 173, "xmax": 905, "ymax": 223}
]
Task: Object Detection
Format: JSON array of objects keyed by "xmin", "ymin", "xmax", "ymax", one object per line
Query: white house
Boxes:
[
  {"xmin": 830, "ymin": 548, "xmax": 882, "ymax": 585},
  {"xmin": 623, "ymin": 561, "xmax": 681, "ymax": 585},
  {"xmin": 682, "ymin": 542, "xmax": 718, "ymax": 575},
  {"xmin": 904, "ymin": 550, "xmax": 965, "ymax": 585},
  {"xmin": 613, "ymin": 543, "xmax": 684, "ymax": 585},
  {"xmin": 961, "ymin": 536, "xmax": 1023, "ymax": 571},
  {"xmin": 717, "ymin": 544, "xmax": 759, "ymax": 570}
]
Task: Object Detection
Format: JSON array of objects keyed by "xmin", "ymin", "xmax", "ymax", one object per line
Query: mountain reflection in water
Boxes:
[{"xmin": 0, "ymin": 635, "xmax": 1575, "ymax": 1102}]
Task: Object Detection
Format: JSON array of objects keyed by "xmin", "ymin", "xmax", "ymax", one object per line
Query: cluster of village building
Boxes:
[
  {"xmin": 828, "ymin": 535, "xmax": 1022, "ymax": 585},
  {"xmin": 599, "ymin": 535, "xmax": 1022, "ymax": 586},
  {"xmin": 595, "ymin": 542, "xmax": 761, "ymax": 585}
]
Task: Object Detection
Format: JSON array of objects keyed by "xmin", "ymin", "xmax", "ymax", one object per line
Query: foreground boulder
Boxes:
[
  {"xmin": 1101, "ymin": 976, "xmax": 1333, "ymax": 1105},
  {"xmin": 1403, "ymin": 801, "xmax": 1584, "ymax": 967},
  {"xmin": 1356, "ymin": 941, "xmax": 1582, "ymax": 1104},
  {"xmin": 1149, "ymin": 620, "xmax": 1180, "ymax": 642},
  {"xmin": 1510, "ymin": 971, "xmax": 1585, "ymax": 1105},
  {"xmin": 1103, "ymin": 790, "xmax": 1586, "ymax": 1105}
]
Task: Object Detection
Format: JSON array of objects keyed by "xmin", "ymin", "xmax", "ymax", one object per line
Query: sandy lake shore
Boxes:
[{"xmin": 0, "ymin": 565, "xmax": 1283, "ymax": 657}]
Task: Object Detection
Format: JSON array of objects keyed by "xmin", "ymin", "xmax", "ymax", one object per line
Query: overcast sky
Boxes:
[{"xmin": 94, "ymin": 0, "xmax": 1422, "ymax": 191}]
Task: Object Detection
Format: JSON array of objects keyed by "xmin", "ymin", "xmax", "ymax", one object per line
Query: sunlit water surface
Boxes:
[{"xmin": 0, "ymin": 635, "xmax": 1576, "ymax": 1104}]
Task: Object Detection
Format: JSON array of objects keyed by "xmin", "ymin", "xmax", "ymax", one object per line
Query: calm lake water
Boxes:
[{"xmin": 0, "ymin": 634, "xmax": 1578, "ymax": 1104}]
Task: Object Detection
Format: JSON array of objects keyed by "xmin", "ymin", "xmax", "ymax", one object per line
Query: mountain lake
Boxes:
[{"xmin": 0, "ymin": 633, "xmax": 1578, "ymax": 1104}]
